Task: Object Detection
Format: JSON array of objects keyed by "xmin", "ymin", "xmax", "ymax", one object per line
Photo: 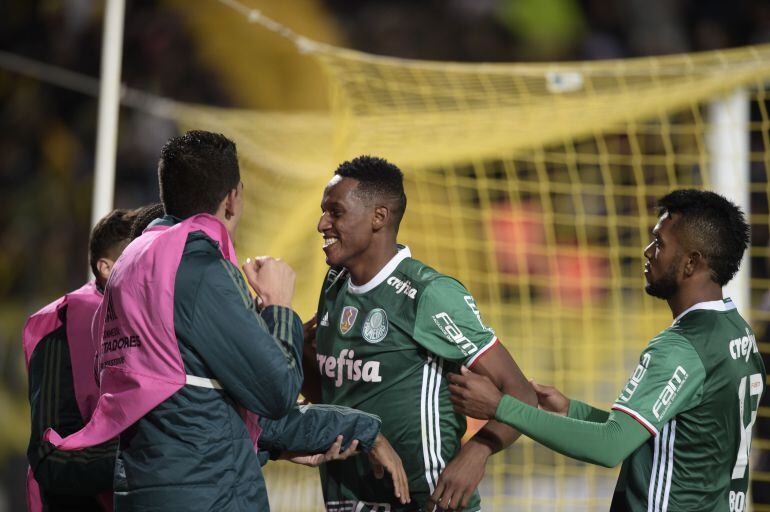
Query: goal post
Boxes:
[{"xmin": 708, "ymin": 87, "xmax": 751, "ymax": 314}]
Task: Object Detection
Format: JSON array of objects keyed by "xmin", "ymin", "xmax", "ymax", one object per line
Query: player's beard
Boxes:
[{"xmin": 645, "ymin": 260, "xmax": 679, "ymax": 299}]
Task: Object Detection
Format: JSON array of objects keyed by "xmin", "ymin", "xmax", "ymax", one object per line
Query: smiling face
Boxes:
[
  {"xmin": 318, "ymin": 176, "xmax": 376, "ymax": 269},
  {"xmin": 643, "ymin": 212, "xmax": 685, "ymax": 300}
]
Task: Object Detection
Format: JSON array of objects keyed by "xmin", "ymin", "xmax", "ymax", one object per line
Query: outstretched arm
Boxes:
[
  {"xmin": 449, "ymin": 369, "xmax": 649, "ymax": 468},
  {"xmin": 531, "ymin": 379, "xmax": 611, "ymax": 423},
  {"xmin": 258, "ymin": 404, "xmax": 411, "ymax": 505},
  {"xmin": 258, "ymin": 403, "xmax": 381, "ymax": 456}
]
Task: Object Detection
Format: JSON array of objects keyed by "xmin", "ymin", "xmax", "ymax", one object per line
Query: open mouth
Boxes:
[{"xmin": 323, "ymin": 237, "xmax": 339, "ymax": 248}]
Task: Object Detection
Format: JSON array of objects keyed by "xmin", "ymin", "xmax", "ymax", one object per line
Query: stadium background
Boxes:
[{"xmin": 3, "ymin": 0, "xmax": 770, "ymax": 510}]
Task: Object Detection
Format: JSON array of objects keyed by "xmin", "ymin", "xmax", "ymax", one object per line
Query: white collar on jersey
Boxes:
[
  {"xmin": 672, "ymin": 297, "xmax": 736, "ymax": 325},
  {"xmin": 346, "ymin": 246, "xmax": 411, "ymax": 295}
]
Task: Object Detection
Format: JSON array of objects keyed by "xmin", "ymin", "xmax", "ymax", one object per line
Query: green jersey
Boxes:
[
  {"xmin": 610, "ymin": 298, "xmax": 765, "ymax": 511},
  {"xmin": 316, "ymin": 247, "xmax": 497, "ymax": 512}
]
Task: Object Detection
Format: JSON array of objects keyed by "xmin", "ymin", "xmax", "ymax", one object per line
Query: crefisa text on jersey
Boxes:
[
  {"xmin": 317, "ymin": 349, "xmax": 382, "ymax": 387},
  {"xmin": 729, "ymin": 328, "xmax": 758, "ymax": 362},
  {"xmin": 387, "ymin": 276, "xmax": 417, "ymax": 299}
]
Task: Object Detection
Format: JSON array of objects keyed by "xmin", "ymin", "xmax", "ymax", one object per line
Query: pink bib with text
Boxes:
[{"xmin": 44, "ymin": 214, "xmax": 261, "ymax": 453}]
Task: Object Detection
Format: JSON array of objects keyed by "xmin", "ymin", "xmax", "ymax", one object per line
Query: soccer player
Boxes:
[
  {"xmin": 449, "ymin": 189, "xmax": 765, "ymax": 511},
  {"xmin": 24, "ymin": 208, "xmax": 135, "ymax": 511},
  {"xmin": 304, "ymin": 156, "xmax": 537, "ymax": 511}
]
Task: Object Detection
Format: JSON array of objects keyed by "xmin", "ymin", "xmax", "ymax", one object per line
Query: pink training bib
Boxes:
[
  {"xmin": 44, "ymin": 214, "xmax": 261, "ymax": 453},
  {"xmin": 22, "ymin": 281, "xmax": 104, "ymax": 512}
]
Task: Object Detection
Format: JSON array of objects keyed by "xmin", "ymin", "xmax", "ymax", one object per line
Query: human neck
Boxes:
[
  {"xmin": 667, "ymin": 280, "xmax": 723, "ymax": 319},
  {"xmin": 347, "ymin": 241, "xmax": 399, "ymax": 286},
  {"xmin": 213, "ymin": 205, "xmax": 237, "ymax": 238}
]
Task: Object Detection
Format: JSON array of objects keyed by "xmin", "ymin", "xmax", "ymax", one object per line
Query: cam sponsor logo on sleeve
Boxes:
[
  {"xmin": 618, "ymin": 352, "xmax": 652, "ymax": 402},
  {"xmin": 432, "ymin": 312, "xmax": 478, "ymax": 356},
  {"xmin": 463, "ymin": 295, "xmax": 495, "ymax": 334},
  {"xmin": 339, "ymin": 306, "xmax": 359, "ymax": 335},
  {"xmin": 320, "ymin": 311, "xmax": 330, "ymax": 327},
  {"xmin": 652, "ymin": 366, "xmax": 688, "ymax": 420},
  {"xmin": 362, "ymin": 308, "xmax": 388, "ymax": 343}
]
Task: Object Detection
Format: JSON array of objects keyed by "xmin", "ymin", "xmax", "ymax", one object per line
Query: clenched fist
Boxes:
[{"xmin": 242, "ymin": 256, "xmax": 296, "ymax": 308}]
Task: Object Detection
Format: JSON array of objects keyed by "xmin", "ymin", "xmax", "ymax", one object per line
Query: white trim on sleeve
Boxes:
[
  {"xmin": 466, "ymin": 336, "xmax": 499, "ymax": 368},
  {"xmin": 612, "ymin": 403, "xmax": 659, "ymax": 437}
]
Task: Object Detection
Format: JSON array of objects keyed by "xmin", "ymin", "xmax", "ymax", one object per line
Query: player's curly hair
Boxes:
[
  {"xmin": 657, "ymin": 189, "xmax": 750, "ymax": 286},
  {"xmin": 129, "ymin": 203, "xmax": 165, "ymax": 240},
  {"xmin": 159, "ymin": 130, "xmax": 240, "ymax": 219},
  {"xmin": 335, "ymin": 155, "xmax": 407, "ymax": 231}
]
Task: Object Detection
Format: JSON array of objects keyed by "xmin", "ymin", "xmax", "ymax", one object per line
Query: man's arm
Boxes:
[
  {"xmin": 450, "ymin": 333, "xmax": 707, "ymax": 468},
  {"xmin": 428, "ymin": 343, "xmax": 536, "ymax": 511},
  {"xmin": 258, "ymin": 405, "xmax": 410, "ymax": 504},
  {"xmin": 27, "ymin": 327, "xmax": 116, "ymax": 497},
  {"xmin": 532, "ymin": 379, "xmax": 610, "ymax": 423},
  {"xmin": 188, "ymin": 258, "xmax": 303, "ymax": 419},
  {"xmin": 413, "ymin": 278, "xmax": 536, "ymax": 511},
  {"xmin": 258, "ymin": 404, "xmax": 381, "ymax": 457},
  {"xmin": 448, "ymin": 369, "xmax": 649, "ymax": 467}
]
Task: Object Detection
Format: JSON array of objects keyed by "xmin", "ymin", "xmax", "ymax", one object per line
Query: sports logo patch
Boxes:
[
  {"xmin": 362, "ymin": 308, "xmax": 388, "ymax": 344},
  {"xmin": 339, "ymin": 306, "xmax": 359, "ymax": 335}
]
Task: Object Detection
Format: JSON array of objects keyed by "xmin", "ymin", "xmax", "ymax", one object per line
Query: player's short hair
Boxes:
[
  {"xmin": 89, "ymin": 209, "xmax": 134, "ymax": 279},
  {"xmin": 335, "ymin": 155, "xmax": 407, "ymax": 231},
  {"xmin": 129, "ymin": 203, "xmax": 165, "ymax": 240},
  {"xmin": 158, "ymin": 130, "xmax": 240, "ymax": 219},
  {"xmin": 657, "ymin": 189, "xmax": 750, "ymax": 286}
]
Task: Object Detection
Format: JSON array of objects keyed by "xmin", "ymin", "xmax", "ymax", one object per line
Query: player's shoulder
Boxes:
[
  {"xmin": 671, "ymin": 299, "xmax": 745, "ymax": 341},
  {"xmin": 392, "ymin": 257, "xmax": 473, "ymax": 309},
  {"xmin": 646, "ymin": 327, "xmax": 697, "ymax": 357},
  {"xmin": 396, "ymin": 256, "xmax": 467, "ymax": 295}
]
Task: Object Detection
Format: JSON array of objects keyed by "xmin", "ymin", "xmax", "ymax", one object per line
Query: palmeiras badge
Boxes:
[
  {"xmin": 362, "ymin": 308, "xmax": 388, "ymax": 343},
  {"xmin": 339, "ymin": 306, "xmax": 359, "ymax": 335}
]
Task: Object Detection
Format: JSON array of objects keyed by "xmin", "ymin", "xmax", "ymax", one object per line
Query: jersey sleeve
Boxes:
[
  {"xmin": 611, "ymin": 332, "xmax": 706, "ymax": 436},
  {"xmin": 413, "ymin": 277, "xmax": 497, "ymax": 366}
]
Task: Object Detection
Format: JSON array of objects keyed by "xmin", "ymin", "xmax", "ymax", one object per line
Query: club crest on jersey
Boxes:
[
  {"xmin": 362, "ymin": 308, "xmax": 388, "ymax": 343},
  {"xmin": 339, "ymin": 306, "xmax": 359, "ymax": 335}
]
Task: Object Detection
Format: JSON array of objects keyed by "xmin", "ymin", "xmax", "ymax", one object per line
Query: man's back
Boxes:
[
  {"xmin": 114, "ymin": 224, "xmax": 303, "ymax": 512},
  {"xmin": 612, "ymin": 299, "xmax": 765, "ymax": 511}
]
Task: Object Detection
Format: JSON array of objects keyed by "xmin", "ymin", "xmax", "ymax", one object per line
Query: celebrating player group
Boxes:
[{"xmin": 24, "ymin": 130, "xmax": 764, "ymax": 512}]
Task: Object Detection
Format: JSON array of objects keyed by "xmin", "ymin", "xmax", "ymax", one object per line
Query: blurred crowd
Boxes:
[{"xmin": 2, "ymin": 0, "xmax": 770, "ymax": 509}]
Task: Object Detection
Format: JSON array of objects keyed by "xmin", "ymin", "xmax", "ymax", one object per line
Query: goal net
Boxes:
[{"xmin": 174, "ymin": 36, "xmax": 770, "ymax": 511}]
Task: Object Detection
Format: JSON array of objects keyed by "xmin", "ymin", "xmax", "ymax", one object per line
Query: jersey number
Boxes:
[{"xmin": 732, "ymin": 373, "xmax": 763, "ymax": 479}]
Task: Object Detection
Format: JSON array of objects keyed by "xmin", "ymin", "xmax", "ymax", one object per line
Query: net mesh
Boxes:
[{"xmin": 174, "ymin": 35, "xmax": 770, "ymax": 511}]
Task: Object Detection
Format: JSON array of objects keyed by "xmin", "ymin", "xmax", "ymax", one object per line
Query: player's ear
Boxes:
[
  {"xmin": 96, "ymin": 257, "xmax": 116, "ymax": 283},
  {"xmin": 372, "ymin": 205, "xmax": 389, "ymax": 232},
  {"xmin": 683, "ymin": 251, "xmax": 702, "ymax": 278}
]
